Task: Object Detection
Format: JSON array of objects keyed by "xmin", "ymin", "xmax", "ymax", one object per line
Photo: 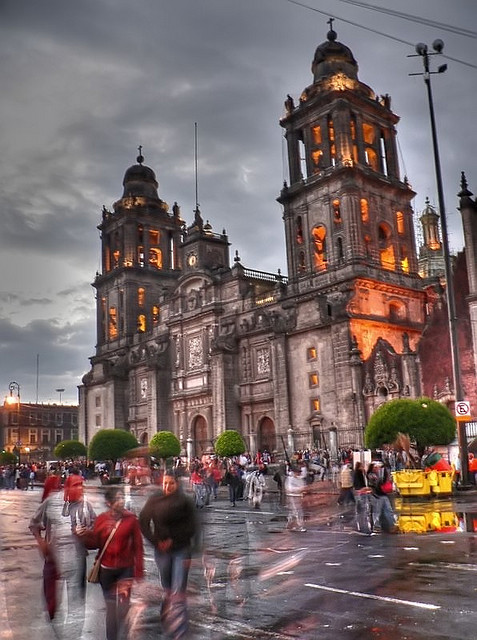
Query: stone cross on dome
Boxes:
[{"xmin": 327, "ymin": 17, "xmax": 337, "ymax": 41}]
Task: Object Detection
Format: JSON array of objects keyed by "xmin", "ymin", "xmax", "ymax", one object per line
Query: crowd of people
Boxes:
[{"xmin": 18, "ymin": 446, "xmax": 417, "ymax": 639}]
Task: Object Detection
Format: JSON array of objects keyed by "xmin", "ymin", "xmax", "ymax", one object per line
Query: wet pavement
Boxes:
[{"xmin": 2, "ymin": 479, "xmax": 477, "ymax": 639}]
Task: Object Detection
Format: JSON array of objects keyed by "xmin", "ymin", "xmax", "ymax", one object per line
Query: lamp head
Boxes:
[
  {"xmin": 432, "ymin": 39, "xmax": 444, "ymax": 53},
  {"xmin": 415, "ymin": 42, "xmax": 428, "ymax": 56}
]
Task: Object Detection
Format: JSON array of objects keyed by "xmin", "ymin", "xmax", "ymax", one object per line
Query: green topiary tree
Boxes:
[
  {"xmin": 365, "ymin": 397, "xmax": 456, "ymax": 458},
  {"xmin": 0, "ymin": 451, "xmax": 17, "ymax": 465},
  {"xmin": 88, "ymin": 429, "xmax": 138, "ymax": 463},
  {"xmin": 54, "ymin": 439, "xmax": 87, "ymax": 460},
  {"xmin": 214, "ymin": 429, "xmax": 246, "ymax": 458},
  {"xmin": 149, "ymin": 431, "xmax": 181, "ymax": 466}
]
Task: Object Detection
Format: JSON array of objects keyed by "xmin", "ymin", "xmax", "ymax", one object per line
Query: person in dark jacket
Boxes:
[
  {"xmin": 366, "ymin": 463, "xmax": 396, "ymax": 533},
  {"xmin": 139, "ymin": 471, "xmax": 198, "ymax": 640},
  {"xmin": 224, "ymin": 464, "xmax": 242, "ymax": 506}
]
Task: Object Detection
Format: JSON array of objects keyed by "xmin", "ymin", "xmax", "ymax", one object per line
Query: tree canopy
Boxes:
[
  {"xmin": 365, "ymin": 397, "xmax": 456, "ymax": 456},
  {"xmin": 54, "ymin": 439, "xmax": 87, "ymax": 460},
  {"xmin": 149, "ymin": 431, "xmax": 181, "ymax": 460},
  {"xmin": 214, "ymin": 429, "xmax": 246, "ymax": 458},
  {"xmin": 88, "ymin": 429, "xmax": 138, "ymax": 462},
  {"xmin": 0, "ymin": 451, "xmax": 17, "ymax": 465}
]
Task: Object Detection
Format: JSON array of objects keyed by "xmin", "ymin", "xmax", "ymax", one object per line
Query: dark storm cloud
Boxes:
[
  {"xmin": 0, "ymin": 0, "xmax": 475, "ymax": 402},
  {"xmin": 0, "ymin": 315, "xmax": 95, "ymax": 403}
]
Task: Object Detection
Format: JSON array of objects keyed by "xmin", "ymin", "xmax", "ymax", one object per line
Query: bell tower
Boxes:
[
  {"xmin": 278, "ymin": 24, "xmax": 426, "ymax": 366},
  {"xmin": 279, "ymin": 25, "xmax": 419, "ymax": 286},
  {"xmin": 94, "ymin": 150, "xmax": 183, "ymax": 351}
]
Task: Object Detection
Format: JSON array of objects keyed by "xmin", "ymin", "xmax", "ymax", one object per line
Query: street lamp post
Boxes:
[
  {"xmin": 5, "ymin": 381, "xmax": 21, "ymax": 406},
  {"xmin": 410, "ymin": 41, "xmax": 470, "ymax": 486},
  {"xmin": 4, "ymin": 382, "xmax": 21, "ymax": 460}
]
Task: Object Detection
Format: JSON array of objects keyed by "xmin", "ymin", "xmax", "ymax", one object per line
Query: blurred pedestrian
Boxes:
[
  {"xmin": 139, "ymin": 471, "xmax": 198, "ymax": 640},
  {"xmin": 337, "ymin": 463, "xmax": 355, "ymax": 505},
  {"xmin": 366, "ymin": 463, "xmax": 396, "ymax": 533},
  {"xmin": 63, "ymin": 466, "xmax": 84, "ymax": 504},
  {"xmin": 224, "ymin": 464, "xmax": 242, "ymax": 507},
  {"xmin": 29, "ymin": 477, "xmax": 96, "ymax": 638},
  {"xmin": 285, "ymin": 466, "xmax": 307, "ymax": 532},
  {"xmin": 79, "ymin": 486, "xmax": 144, "ymax": 640}
]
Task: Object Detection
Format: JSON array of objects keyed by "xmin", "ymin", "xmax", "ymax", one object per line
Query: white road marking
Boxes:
[{"xmin": 305, "ymin": 583, "xmax": 440, "ymax": 610}]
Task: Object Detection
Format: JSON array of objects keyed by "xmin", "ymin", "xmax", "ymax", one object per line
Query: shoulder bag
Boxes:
[{"xmin": 87, "ymin": 519, "xmax": 122, "ymax": 583}]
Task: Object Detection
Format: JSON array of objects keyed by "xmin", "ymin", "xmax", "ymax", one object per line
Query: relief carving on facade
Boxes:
[
  {"xmin": 256, "ymin": 347, "xmax": 271, "ymax": 377},
  {"xmin": 363, "ymin": 339, "xmax": 403, "ymax": 399},
  {"xmin": 188, "ymin": 335, "xmax": 203, "ymax": 369}
]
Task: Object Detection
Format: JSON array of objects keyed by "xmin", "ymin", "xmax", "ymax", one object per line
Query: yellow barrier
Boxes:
[
  {"xmin": 393, "ymin": 470, "xmax": 431, "ymax": 496},
  {"xmin": 392, "ymin": 469, "xmax": 454, "ymax": 497},
  {"xmin": 431, "ymin": 471, "xmax": 454, "ymax": 495}
]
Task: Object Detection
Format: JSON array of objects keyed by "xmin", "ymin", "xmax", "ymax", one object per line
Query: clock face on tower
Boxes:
[{"xmin": 187, "ymin": 252, "xmax": 198, "ymax": 268}]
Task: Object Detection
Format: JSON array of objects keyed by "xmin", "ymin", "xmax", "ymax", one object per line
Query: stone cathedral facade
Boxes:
[{"xmin": 79, "ymin": 27, "xmax": 476, "ymax": 457}]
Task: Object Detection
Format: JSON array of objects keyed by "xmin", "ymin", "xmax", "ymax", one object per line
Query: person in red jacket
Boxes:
[
  {"xmin": 78, "ymin": 486, "xmax": 144, "ymax": 640},
  {"xmin": 63, "ymin": 467, "xmax": 84, "ymax": 503}
]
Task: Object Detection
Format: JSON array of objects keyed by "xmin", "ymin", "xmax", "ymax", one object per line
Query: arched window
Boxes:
[
  {"xmin": 108, "ymin": 307, "xmax": 118, "ymax": 340},
  {"xmin": 396, "ymin": 211, "xmax": 405, "ymax": 234},
  {"xmin": 298, "ymin": 250, "xmax": 306, "ymax": 272},
  {"xmin": 137, "ymin": 314, "xmax": 146, "ymax": 333},
  {"xmin": 363, "ymin": 122, "xmax": 380, "ymax": 172},
  {"xmin": 152, "ymin": 305, "xmax": 160, "ymax": 326},
  {"xmin": 365, "ymin": 148, "xmax": 379, "ymax": 172},
  {"xmin": 360, "ymin": 198, "xmax": 369, "ymax": 223},
  {"xmin": 312, "ymin": 125, "xmax": 322, "ymax": 145},
  {"xmin": 296, "ymin": 217, "xmax": 303, "ymax": 244},
  {"xmin": 364, "ymin": 234, "xmax": 372, "ymax": 259},
  {"xmin": 312, "ymin": 225, "xmax": 327, "ymax": 271},
  {"xmin": 333, "ymin": 199, "xmax": 341, "ymax": 224},
  {"xmin": 311, "ymin": 150, "xmax": 323, "ymax": 173},
  {"xmin": 328, "ymin": 116, "xmax": 336, "ymax": 166},
  {"xmin": 400, "ymin": 246, "xmax": 410, "ymax": 273},
  {"xmin": 149, "ymin": 229, "xmax": 160, "ymax": 244},
  {"xmin": 350, "ymin": 114, "xmax": 358, "ymax": 164},
  {"xmin": 378, "ymin": 223, "xmax": 395, "ymax": 270},
  {"xmin": 138, "ymin": 287, "xmax": 145, "ymax": 307},
  {"xmin": 149, "ymin": 248, "xmax": 162, "ymax": 269}
]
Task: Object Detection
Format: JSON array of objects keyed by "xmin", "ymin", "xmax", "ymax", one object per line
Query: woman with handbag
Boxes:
[{"xmin": 78, "ymin": 486, "xmax": 144, "ymax": 640}]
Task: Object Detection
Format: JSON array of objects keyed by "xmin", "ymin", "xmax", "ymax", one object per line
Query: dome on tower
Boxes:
[
  {"xmin": 311, "ymin": 27, "xmax": 358, "ymax": 83},
  {"xmin": 122, "ymin": 151, "xmax": 160, "ymax": 200}
]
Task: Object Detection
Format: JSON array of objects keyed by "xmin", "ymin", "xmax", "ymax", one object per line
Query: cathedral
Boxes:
[{"xmin": 78, "ymin": 26, "xmax": 477, "ymax": 459}]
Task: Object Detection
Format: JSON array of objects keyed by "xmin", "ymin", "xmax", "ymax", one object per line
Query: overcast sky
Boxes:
[{"xmin": 0, "ymin": 0, "xmax": 475, "ymax": 405}]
